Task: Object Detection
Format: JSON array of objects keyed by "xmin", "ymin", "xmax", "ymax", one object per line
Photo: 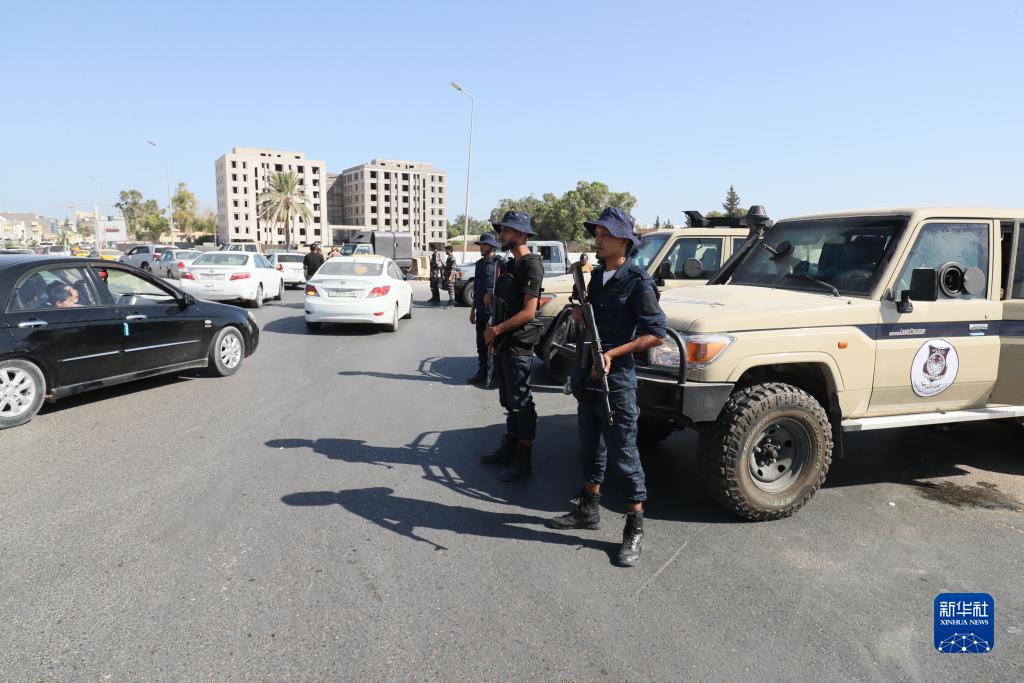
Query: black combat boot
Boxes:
[
  {"xmin": 466, "ymin": 364, "xmax": 487, "ymax": 385},
  {"xmin": 547, "ymin": 489, "xmax": 601, "ymax": 530},
  {"xmin": 499, "ymin": 442, "xmax": 532, "ymax": 482},
  {"xmin": 615, "ymin": 510, "xmax": 644, "ymax": 567},
  {"xmin": 481, "ymin": 434, "xmax": 517, "ymax": 465}
]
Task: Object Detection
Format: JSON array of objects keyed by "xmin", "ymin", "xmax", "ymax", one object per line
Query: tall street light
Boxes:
[
  {"xmin": 147, "ymin": 139, "xmax": 173, "ymax": 242},
  {"xmin": 450, "ymin": 81, "xmax": 474, "ymax": 264}
]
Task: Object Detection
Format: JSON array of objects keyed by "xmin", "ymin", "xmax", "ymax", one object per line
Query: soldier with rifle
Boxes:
[
  {"xmin": 548, "ymin": 207, "xmax": 667, "ymax": 568},
  {"xmin": 466, "ymin": 232, "xmax": 500, "ymax": 385},
  {"xmin": 481, "ymin": 211, "xmax": 545, "ymax": 482}
]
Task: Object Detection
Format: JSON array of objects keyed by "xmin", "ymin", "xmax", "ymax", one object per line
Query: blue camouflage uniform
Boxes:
[
  {"xmin": 472, "ymin": 237, "xmax": 499, "ymax": 369},
  {"xmin": 570, "ymin": 230, "xmax": 667, "ymax": 504}
]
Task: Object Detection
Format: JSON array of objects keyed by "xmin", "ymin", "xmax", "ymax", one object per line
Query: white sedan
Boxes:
[
  {"xmin": 155, "ymin": 249, "xmax": 202, "ymax": 279},
  {"xmin": 303, "ymin": 256, "xmax": 413, "ymax": 332},
  {"xmin": 179, "ymin": 252, "xmax": 284, "ymax": 308},
  {"xmin": 268, "ymin": 252, "xmax": 306, "ymax": 288}
]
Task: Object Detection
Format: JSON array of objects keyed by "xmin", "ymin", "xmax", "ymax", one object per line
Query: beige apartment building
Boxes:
[
  {"xmin": 214, "ymin": 147, "xmax": 328, "ymax": 246},
  {"xmin": 336, "ymin": 160, "xmax": 447, "ymax": 251}
]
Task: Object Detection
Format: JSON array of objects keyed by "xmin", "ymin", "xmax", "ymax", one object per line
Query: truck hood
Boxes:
[{"xmin": 659, "ymin": 285, "xmax": 879, "ymax": 334}]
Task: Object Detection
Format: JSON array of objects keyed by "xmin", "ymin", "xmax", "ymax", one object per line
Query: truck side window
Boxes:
[
  {"xmin": 1013, "ymin": 224, "xmax": 1024, "ymax": 299},
  {"xmin": 895, "ymin": 223, "xmax": 989, "ymax": 300},
  {"xmin": 663, "ymin": 238, "xmax": 723, "ymax": 279}
]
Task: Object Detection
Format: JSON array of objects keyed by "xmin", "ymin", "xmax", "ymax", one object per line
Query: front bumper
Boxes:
[
  {"xmin": 304, "ymin": 296, "xmax": 392, "ymax": 325},
  {"xmin": 635, "ymin": 329, "xmax": 733, "ymax": 424}
]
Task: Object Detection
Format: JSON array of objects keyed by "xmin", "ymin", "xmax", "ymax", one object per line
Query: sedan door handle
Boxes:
[
  {"xmin": 125, "ymin": 314, "xmax": 148, "ymax": 321},
  {"xmin": 18, "ymin": 320, "xmax": 47, "ymax": 328}
]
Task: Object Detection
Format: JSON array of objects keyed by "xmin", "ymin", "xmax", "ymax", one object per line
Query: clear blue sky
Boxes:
[{"xmin": 2, "ymin": 0, "xmax": 1022, "ymax": 225}]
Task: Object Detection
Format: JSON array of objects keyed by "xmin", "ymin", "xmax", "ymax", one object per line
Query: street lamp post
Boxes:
[
  {"xmin": 147, "ymin": 139, "xmax": 174, "ymax": 242},
  {"xmin": 450, "ymin": 82, "xmax": 474, "ymax": 264}
]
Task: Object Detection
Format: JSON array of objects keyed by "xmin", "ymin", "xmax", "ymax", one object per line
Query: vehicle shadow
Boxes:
[
  {"xmin": 36, "ymin": 371, "xmax": 206, "ymax": 416},
  {"xmin": 281, "ymin": 486, "xmax": 614, "ymax": 555},
  {"xmin": 261, "ymin": 315, "xmax": 387, "ymax": 336},
  {"xmin": 825, "ymin": 421, "xmax": 1024, "ymax": 490},
  {"xmin": 337, "ymin": 356, "xmax": 473, "ymax": 386}
]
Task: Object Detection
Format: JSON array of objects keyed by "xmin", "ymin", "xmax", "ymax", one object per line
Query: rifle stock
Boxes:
[{"xmin": 571, "ymin": 264, "xmax": 614, "ymax": 424}]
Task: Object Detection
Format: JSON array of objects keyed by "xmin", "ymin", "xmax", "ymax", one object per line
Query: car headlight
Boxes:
[{"xmin": 649, "ymin": 333, "xmax": 735, "ymax": 369}]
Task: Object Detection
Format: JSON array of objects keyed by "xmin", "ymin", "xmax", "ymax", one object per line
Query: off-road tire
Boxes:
[
  {"xmin": 637, "ymin": 417, "xmax": 675, "ymax": 447},
  {"xmin": 698, "ymin": 382, "xmax": 832, "ymax": 521},
  {"xmin": 462, "ymin": 280, "xmax": 474, "ymax": 307}
]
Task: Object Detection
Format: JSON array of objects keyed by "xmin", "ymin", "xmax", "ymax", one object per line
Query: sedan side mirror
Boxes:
[{"xmin": 179, "ymin": 292, "xmax": 196, "ymax": 307}]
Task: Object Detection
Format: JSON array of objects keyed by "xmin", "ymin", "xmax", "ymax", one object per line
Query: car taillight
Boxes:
[
  {"xmin": 276, "ymin": 264, "xmax": 284, "ymax": 271},
  {"xmin": 305, "ymin": 284, "xmax": 319, "ymax": 296},
  {"xmin": 230, "ymin": 272, "xmax": 251, "ymax": 281},
  {"xmin": 178, "ymin": 261, "xmax": 185, "ymax": 270},
  {"xmin": 181, "ymin": 271, "xmax": 195, "ymax": 280},
  {"xmin": 367, "ymin": 285, "xmax": 391, "ymax": 298}
]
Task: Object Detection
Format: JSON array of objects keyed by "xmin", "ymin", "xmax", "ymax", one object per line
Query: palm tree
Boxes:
[{"xmin": 257, "ymin": 171, "xmax": 314, "ymax": 250}]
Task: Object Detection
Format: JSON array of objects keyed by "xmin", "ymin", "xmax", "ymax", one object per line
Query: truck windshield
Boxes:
[
  {"xmin": 634, "ymin": 233, "xmax": 669, "ymax": 270},
  {"xmin": 729, "ymin": 216, "xmax": 907, "ymax": 296}
]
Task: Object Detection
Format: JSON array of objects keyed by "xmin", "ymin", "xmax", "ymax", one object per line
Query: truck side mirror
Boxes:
[
  {"xmin": 910, "ymin": 268, "xmax": 939, "ymax": 302},
  {"xmin": 897, "ymin": 290, "xmax": 914, "ymax": 314},
  {"xmin": 655, "ymin": 261, "xmax": 672, "ymax": 284}
]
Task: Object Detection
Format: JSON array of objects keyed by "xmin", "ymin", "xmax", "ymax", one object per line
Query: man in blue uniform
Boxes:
[
  {"xmin": 466, "ymin": 232, "xmax": 500, "ymax": 385},
  {"xmin": 548, "ymin": 207, "xmax": 667, "ymax": 568},
  {"xmin": 481, "ymin": 210, "xmax": 545, "ymax": 482}
]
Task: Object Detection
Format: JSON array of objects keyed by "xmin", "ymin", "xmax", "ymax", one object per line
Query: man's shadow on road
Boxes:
[
  {"xmin": 337, "ymin": 356, "xmax": 474, "ymax": 386},
  {"xmin": 281, "ymin": 486, "xmax": 614, "ymax": 556}
]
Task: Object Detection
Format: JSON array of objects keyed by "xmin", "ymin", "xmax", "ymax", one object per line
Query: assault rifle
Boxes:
[
  {"xmin": 486, "ymin": 258, "xmax": 502, "ymax": 388},
  {"xmin": 571, "ymin": 263, "xmax": 613, "ymax": 424}
]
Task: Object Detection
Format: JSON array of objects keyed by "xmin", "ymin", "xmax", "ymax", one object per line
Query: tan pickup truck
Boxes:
[{"xmin": 621, "ymin": 207, "xmax": 1024, "ymax": 521}]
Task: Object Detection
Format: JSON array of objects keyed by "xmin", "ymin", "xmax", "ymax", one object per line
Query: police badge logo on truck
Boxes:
[{"xmin": 911, "ymin": 339, "xmax": 959, "ymax": 397}]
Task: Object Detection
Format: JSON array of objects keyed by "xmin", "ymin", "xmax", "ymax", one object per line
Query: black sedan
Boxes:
[{"xmin": 0, "ymin": 254, "xmax": 260, "ymax": 429}]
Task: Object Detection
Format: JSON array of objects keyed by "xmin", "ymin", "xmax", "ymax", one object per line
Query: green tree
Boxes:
[
  {"xmin": 171, "ymin": 182, "xmax": 199, "ymax": 235},
  {"xmin": 115, "ymin": 189, "xmax": 166, "ymax": 240},
  {"xmin": 193, "ymin": 209, "xmax": 218, "ymax": 235},
  {"xmin": 447, "ymin": 214, "xmax": 491, "ymax": 239},
  {"xmin": 257, "ymin": 171, "xmax": 313, "ymax": 249},
  {"xmin": 723, "ymin": 185, "xmax": 742, "ymax": 217},
  {"xmin": 489, "ymin": 195, "xmax": 546, "ymax": 229},
  {"xmin": 542, "ymin": 181, "xmax": 638, "ymax": 242},
  {"xmin": 654, "ymin": 215, "xmax": 661, "ymax": 230},
  {"xmin": 664, "ymin": 218, "xmax": 674, "ymax": 229}
]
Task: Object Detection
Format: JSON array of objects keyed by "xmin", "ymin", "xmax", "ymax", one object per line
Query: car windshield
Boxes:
[
  {"xmin": 729, "ymin": 216, "xmax": 907, "ymax": 296},
  {"xmin": 634, "ymin": 233, "xmax": 669, "ymax": 270},
  {"xmin": 193, "ymin": 253, "xmax": 249, "ymax": 266},
  {"xmin": 317, "ymin": 261, "xmax": 384, "ymax": 277},
  {"xmin": 175, "ymin": 251, "xmax": 200, "ymax": 260},
  {"xmin": 276, "ymin": 254, "xmax": 303, "ymax": 263}
]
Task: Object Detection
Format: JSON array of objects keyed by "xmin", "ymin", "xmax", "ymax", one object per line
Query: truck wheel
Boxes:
[
  {"xmin": 637, "ymin": 417, "xmax": 675, "ymax": 447},
  {"xmin": 698, "ymin": 382, "xmax": 832, "ymax": 521},
  {"xmin": 462, "ymin": 279, "xmax": 474, "ymax": 307}
]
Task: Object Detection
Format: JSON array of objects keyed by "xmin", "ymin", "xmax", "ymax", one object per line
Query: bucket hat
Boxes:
[
  {"xmin": 491, "ymin": 210, "xmax": 536, "ymax": 236},
  {"xmin": 584, "ymin": 207, "xmax": 640, "ymax": 246}
]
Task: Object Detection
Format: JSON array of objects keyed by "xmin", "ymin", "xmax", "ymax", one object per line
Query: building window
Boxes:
[
  {"xmin": 312, "ymin": 168, "xmax": 319, "ymax": 175},
  {"xmin": 371, "ymin": 195, "xmax": 377, "ymax": 201},
  {"xmin": 313, "ymin": 204, "xmax": 319, "ymax": 211},
  {"xmin": 371, "ymin": 218, "xmax": 378, "ymax": 226},
  {"xmin": 297, "ymin": 166, "xmax": 304, "ymax": 173},
  {"xmin": 402, "ymin": 185, "xmax": 409, "ymax": 192},
  {"xmin": 370, "ymin": 171, "xmax": 377, "ymax": 179},
  {"xmin": 313, "ymin": 191, "xmax": 319, "ymax": 199},
  {"xmin": 232, "ymin": 186, "xmax": 238, "ymax": 194},
  {"xmin": 231, "ymin": 161, "xmax": 237, "ymax": 168},
  {"xmin": 244, "ymin": 200, "xmax": 249, "ymax": 208},
  {"xmin": 242, "ymin": 162, "xmax": 247, "ymax": 169},
  {"xmin": 371, "ymin": 206, "xmax": 377, "ymax": 213},
  {"xmin": 384, "ymin": 172, "xmax": 390, "ymax": 179},
  {"xmin": 234, "ymin": 227, "xmax": 240, "ymax": 234},
  {"xmin": 402, "ymin": 173, "xmax": 409, "ymax": 180},
  {"xmin": 312, "ymin": 179, "xmax": 319, "ymax": 187},
  {"xmin": 234, "ymin": 213, "xmax": 239, "ymax": 220},
  {"xmin": 314, "ymin": 216, "xmax": 320, "ymax": 223},
  {"xmin": 370, "ymin": 183, "xmax": 377, "ymax": 190},
  {"xmin": 403, "ymin": 219, "xmax": 409, "ymax": 226},
  {"xmin": 232, "ymin": 173, "xmax": 237, "ymax": 181},
  {"xmin": 233, "ymin": 200, "xmax": 238, "ymax": 208},
  {"xmin": 275, "ymin": 164, "xmax": 282, "ymax": 171}
]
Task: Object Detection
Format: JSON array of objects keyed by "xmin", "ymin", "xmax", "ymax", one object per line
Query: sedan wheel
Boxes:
[
  {"xmin": 251, "ymin": 285, "xmax": 264, "ymax": 309},
  {"xmin": 208, "ymin": 327, "xmax": 245, "ymax": 377},
  {"xmin": 386, "ymin": 304, "xmax": 399, "ymax": 332},
  {"xmin": 0, "ymin": 360, "xmax": 46, "ymax": 429}
]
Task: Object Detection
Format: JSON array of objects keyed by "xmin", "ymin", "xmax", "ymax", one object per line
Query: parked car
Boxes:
[
  {"xmin": 119, "ymin": 244, "xmax": 176, "ymax": 271},
  {"xmin": 155, "ymin": 249, "xmax": 201, "ymax": 279},
  {"xmin": 88, "ymin": 249, "xmax": 124, "ymax": 261},
  {"xmin": 178, "ymin": 252, "xmax": 284, "ymax": 308},
  {"xmin": 0, "ymin": 254, "xmax": 260, "ymax": 429},
  {"xmin": 37, "ymin": 246, "xmax": 71, "ymax": 256},
  {"xmin": 220, "ymin": 242, "xmax": 262, "ymax": 253},
  {"xmin": 267, "ymin": 252, "xmax": 306, "ymax": 288},
  {"xmin": 303, "ymin": 256, "xmax": 413, "ymax": 333},
  {"xmin": 452, "ymin": 239, "xmax": 570, "ymax": 307},
  {"xmin": 0, "ymin": 249, "xmax": 36, "ymax": 255}
]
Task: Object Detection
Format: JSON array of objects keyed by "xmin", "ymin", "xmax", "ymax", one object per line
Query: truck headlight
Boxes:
[{"xmin": 649, "ymin": 334, "xmax": 735, "ymax": 369}]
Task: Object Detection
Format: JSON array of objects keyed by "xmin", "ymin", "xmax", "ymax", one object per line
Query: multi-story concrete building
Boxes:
[
  {"xmin": 0, "ymin": 212, "xmax": 55, "ymax": 243},
  {"xmin": 214, "ymin": 147, "xmax": 328, "ymax": 247},
  {"xmin": 336, "ymin": 160, "xmax": 447, "ymax": 252}
]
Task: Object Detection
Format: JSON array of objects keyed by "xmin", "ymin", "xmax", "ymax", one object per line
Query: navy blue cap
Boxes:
[
  {"xmin": 474, "ymin": 233, "xmax": 499, "ymax": 248},
  {"xmin": 492, "ymin": 210, "xmax": 536, "ymax": 237},
  {"xmin": 584, "ymin": 206, "xmax": 639, "ymax": 246}
]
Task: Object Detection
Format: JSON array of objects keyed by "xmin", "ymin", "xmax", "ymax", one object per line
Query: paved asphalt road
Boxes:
[{"xmin": 1, "ymin": 283, "xmax": 1021, "ymax": 680}]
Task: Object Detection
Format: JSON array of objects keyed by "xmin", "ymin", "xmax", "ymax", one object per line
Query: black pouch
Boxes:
[{"xmin": 511, "ymin": 319, "xmax": 545, "ymax": 347}]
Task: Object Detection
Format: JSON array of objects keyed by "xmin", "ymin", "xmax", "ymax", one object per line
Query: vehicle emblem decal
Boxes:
[{"xmin": 911, "ymin": 338, "xmax": 959, "ymax": 398}]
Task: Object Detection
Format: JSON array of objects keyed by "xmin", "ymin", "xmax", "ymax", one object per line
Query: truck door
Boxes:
[
  {"xmin": 869, "ymin": 221, "xmax": 1000, "ymax": 415},
  {"xmin": 990, "ymin": 218, "xmax": 1024, "ymax": 405}
]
